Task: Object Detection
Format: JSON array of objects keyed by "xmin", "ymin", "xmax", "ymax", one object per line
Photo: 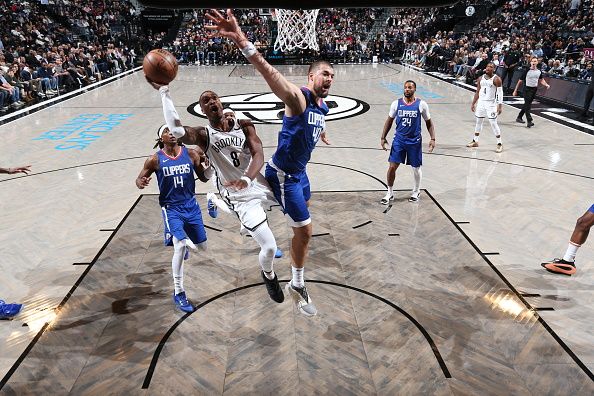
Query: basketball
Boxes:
[{"xmin": 143, "ymin": 49, "xmax": 178, "ymax": 85}]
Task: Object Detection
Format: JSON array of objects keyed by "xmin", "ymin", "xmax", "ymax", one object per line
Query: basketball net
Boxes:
[{"xmin": 273, "ymin": 9, "xmax": 319, "ymax": 52}]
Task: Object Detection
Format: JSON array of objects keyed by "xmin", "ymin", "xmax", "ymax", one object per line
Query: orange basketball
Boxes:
[{"xmin": 143, "ymin": 49, "xmax": 178, "ymax": 85}]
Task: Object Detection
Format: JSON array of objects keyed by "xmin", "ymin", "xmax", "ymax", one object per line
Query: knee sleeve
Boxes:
[{"xmin": 249, "ymin": 222, "xmax": 277, "ymax": 273}]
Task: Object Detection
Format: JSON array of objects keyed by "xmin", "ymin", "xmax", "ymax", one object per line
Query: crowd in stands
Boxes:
[
  {"xmin": 4, "ymin": 1, "xmax": 593, "ymax": 115},
  {"xmin": 168, "ymin": 8, "xmax": 386, "ymax": 65},
  {"xmin": 0, "ymin": 0, "xmax": 142, "ymax": 114},
  {"xmin": 168, "ymin": 9, "xmax": 268, "ymax": 65},
  {"xmin": 403, "ymin": 0, "xmax": 594, "ymax": 88}
]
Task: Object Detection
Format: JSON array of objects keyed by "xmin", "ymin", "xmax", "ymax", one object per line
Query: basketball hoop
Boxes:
[{"xmin": 273, "ymin": 9, "xmax": 319, "ymax": 52}]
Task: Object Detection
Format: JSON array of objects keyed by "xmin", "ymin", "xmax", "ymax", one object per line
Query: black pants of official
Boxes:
[
  {"xmin": 518, "ymin": 86, "xmax": 537, "ymax": 122},
  {"xmin": 500, "ymin": 66, "xmax": 516, "ymax": 91},
  {"xmin": 582, "ymin": 84, "xmax": 594, "ymax": 119}
]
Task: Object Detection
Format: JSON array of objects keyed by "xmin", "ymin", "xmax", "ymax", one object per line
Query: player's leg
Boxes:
[
  {"xmin": 542, "ymin": 205, "xmax": 594, "ymax": 275},
  {"xmin": 237, "ymin": 199, "xmax": 284, "ymax": 303},
  {"xmin": 407, "ymin": 142, "xmax": 423, "ymax": 202},
  {"xmin": 383, "ymin": 140, "xmax": 404, "ymax": 204},
  {"xmin": 467, "ymin": 103, "xmax": 485, "ymax": 147},
  {"xmin": 487, "ymin": 105, "xmax": 503, "ymax": 152},
  {"xmin": 162, "ymin": 207, "xmax": 200, "ymax": 313},
  {"xmin": 281, "ymin": 171, "xmax": 316, "ymax": 316}
]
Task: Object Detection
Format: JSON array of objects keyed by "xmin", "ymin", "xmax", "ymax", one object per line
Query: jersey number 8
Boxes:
[{"xmin": 230, "ymin": 152, "xmax": 241, "ymax": 167}]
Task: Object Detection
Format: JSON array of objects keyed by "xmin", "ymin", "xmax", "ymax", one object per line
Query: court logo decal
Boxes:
[
  {"xmin": 32, "ymin": 113, "xmax": 134, "ymax": 150},
  {"xmin": 187, "ymin": 92, "xmax": 369, "ymax": 124}
]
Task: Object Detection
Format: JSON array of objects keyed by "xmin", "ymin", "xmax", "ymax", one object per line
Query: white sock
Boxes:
[
  {"xmin": 248, "ymin": 222, "xmax": 277, "ymax": 279},
  {"xmin": 563, "ymin": 242, "xmax": 581, "ymax": 262},
  {"xmin": 291, "ymin": 266, "xmax": 304, "ymax": 288},
  {"xmin": 172, "ymin": 236, "xmax": 186, "ymax": 294},
  {"xmin": 386, "ymin": 185, "xmax": 393, "ymax": 197},
  {"xmin": 412, "ymin": 166, "xmax": 422, "ymax": 194},
  {"xmin": 496, "ymin": 136, "xmax": 502, "ymax": 145}
]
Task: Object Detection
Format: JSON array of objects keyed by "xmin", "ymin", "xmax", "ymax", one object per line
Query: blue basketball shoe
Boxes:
[
  {"xmin": 0, "ymin": 300, "xmax": 23, "ymax": 319},
  {"xmin": 173, "ymin": 292, "xmax": 194, "ymax": 313},
  {"xmin": 207, "ymin": 192, "xmax": 218, "ymax": 218}
]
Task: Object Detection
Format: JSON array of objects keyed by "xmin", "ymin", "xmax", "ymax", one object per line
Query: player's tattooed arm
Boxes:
[
  {"xmin": 180, "ymin": 126, "xmax": 208, "ymax": 150},
  {"xmin": 239, "ymin": 119, "xmax": 264, "ymax": 182},
  {"xmin": 136, "ymin": 154, "xmax": 158, "ymax": 189},
  {"xmin": 188, "ymin": 147, "xmax": 211, "ymax": 183}
]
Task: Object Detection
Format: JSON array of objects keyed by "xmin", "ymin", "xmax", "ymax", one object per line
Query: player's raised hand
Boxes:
[
  {"xmin": 380, "ymin": 137, "xmax": 388, "ymax": 151},
  {"xmin": 145, "ymin": 76, "xmax": 167, "ymax": 91},
  {"xmin": 320, "ymin": 131, "xmax": 331, "ymax": 145},
  {"xmin": 205, "ymin": 9, "xmax": 244, "ymax": 43},
  {"xmin": 136, "ymin": 176, "xmax": 151, "ymax": 189}
]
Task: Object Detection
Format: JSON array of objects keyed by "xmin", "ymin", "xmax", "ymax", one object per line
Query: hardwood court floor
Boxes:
[
  {"xmin": 2, "ymin": 192, "xmax": 592, "ymax": 394},
  {"xmin": 0, "ymin": 64, "xmax": 593, "ymax": 393}
]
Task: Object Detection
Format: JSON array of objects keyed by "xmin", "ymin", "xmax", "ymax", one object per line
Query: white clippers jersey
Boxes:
[{"xmin": 478, "ymin": 75, "xmax": 497, "ymax": 102}]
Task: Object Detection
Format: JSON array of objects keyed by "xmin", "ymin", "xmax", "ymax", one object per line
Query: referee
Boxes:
[{"xmin": 513, "ymin": 56, "xmax": 550, "ymax": 128}]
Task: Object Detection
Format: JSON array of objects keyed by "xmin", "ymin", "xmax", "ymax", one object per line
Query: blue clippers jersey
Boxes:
[
  {"xmin": 395, "ymin": 98, "xmax": 422, "ymax": 144},
  {"xmin": 271, "ymin": 87, "xmax": 329, "ymax": 173},
  {"xmin": 155, "ymin": 147, "xmax": 196, "ymax": 207}
]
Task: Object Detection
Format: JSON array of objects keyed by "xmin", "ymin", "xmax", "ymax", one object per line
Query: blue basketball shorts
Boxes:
[
  {"xmin": 161, "ymin": 197, "xmax": 207, "ymax": 246},
  {"xmin": 588, "ymin": 204, "xmax": 594, "ymax": 214},
  {"xmin": 265, "ymin": 160, "xmax": 311, "ymax": 227},
  {"xmin": 389, "ymin": 139, "xmax": 422, "ymax": 168}
]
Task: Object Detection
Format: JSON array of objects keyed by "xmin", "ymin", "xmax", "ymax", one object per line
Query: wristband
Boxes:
[
  {"xmin": 240, "ymin": 176, "xmax": 252, "ymax": 185},
  {"xmin": 240, "ymin": 42, "xmax": 257, "ymax": 58}
]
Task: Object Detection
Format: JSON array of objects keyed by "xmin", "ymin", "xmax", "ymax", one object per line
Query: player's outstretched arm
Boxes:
[
  {"xmin": 146, "ymin": 78, "xmax": 186, "ymax": 138},
  {"xmin": 0, "ymin": 165, "xmax": 31, "ymax": 175},
  {"xmin": 136, "ymin": 155, "xmax": 158, "ymax": 189},
  {"xmin": 146, "ymin": 78, "xmax": 208, "ymax": 149},
  {"xmin": 205, "ymin": 9, "xmax": 306, "ymax": 115}
]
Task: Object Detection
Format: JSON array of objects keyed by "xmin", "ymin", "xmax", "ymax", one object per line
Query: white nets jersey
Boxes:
[
  {"xmin": 206, "ymin": 122, "xmax": 250, "ymax": 188},
  {"xmin": 205, "ymin": 122, "xmax": 276, "ymax": 207},
  {"xmin": 478, "ymin": 75, "xmax": 497, "ymax": 102}
]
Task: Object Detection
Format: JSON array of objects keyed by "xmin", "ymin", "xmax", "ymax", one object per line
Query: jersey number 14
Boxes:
[{"xmin": 174, "ymin": 175, "xmax": 184, "ymax": 188}]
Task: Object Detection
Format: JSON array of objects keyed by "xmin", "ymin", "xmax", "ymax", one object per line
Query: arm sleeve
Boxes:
[
  {"xmin": 159, "ymin": 86, "xmax": 186, "ymax": 138},
  {"xmin": 496, "ymin": 86, "xmax": 504, "ymax": 104},
  {"xmin": 419, "ymin": 100, "xmax": 431, "ymax": 120},
  {"xmin": 388, "ymin": 100, "xmax": 398, "ymax": 118}
]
